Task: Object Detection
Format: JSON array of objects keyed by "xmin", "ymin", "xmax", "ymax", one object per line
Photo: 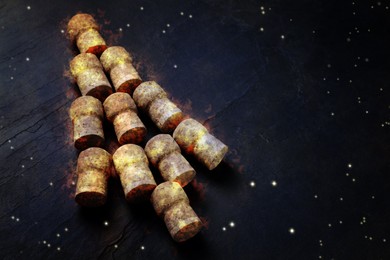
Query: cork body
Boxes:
[
  {"xmin": 75, "ymin": 148, "xmax": 112, "ymax": 207},
  {"xmin": 100, "ymin": 47, "xmax": 142, "ymax": 94},
  {"xmin": 145, "ymin": 134, "xmax": 195, "ymax": 187},
  {"xmin": 103, "ymin": 93, "xmax": 146, "ymax": 144},
  {"xmin": 70, "ymin": 53, "xmax": 113, "ymax": 102},
  {"xmin": 112, "ymin": 144, "xmax": 156, "ymax": 202},
  {"xmin": 69, "ymin": 96, "xmax": 105, "ymax": 150},
  {"xmin": 173, "ymin": 119, "xmax": 228, "ymax": 170},
  {"xmin": 151, "ymin": 181, "xmax": 202, "ymax": 242},
  {"xmin": 133, "ymin": 81, "xmax": 184, "ymax": 133},
  {"xmin": 67, "ymin": 13, "xmax": 107, "ymax": 56}
]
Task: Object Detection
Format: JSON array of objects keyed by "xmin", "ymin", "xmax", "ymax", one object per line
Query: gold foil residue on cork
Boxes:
[
  {"xmin": 100, "ymin": 46, "xmax": 142, "ymax": 94},
  {"xmin": 103, "ymin": 93, "xmax": 147, "ymax": 145},
  {"xmin": 69, "ymin": 96, "xmax": 105, "ymax": 150},
  {"xmin": 133, "ymin": 81, "xmax": 184, "ymax": 133},
  {"xmin": 112, "ymin": 144, "xmax": 157, "ymax": 202},
  {"xmin": 69, "ymin": 53, "xmax": 113, "ymax": 102},
  {"xmin": 151, "ymin": 181, "xmax": 203, "ymax": 242},
  {"xmin": 173, "ymin": 118, "xmax": 228, "ymax": 170},
  {"xmin": 67, "ymin": 13, "xmax": 107, "ymax": 56},
  {"xmin": 145, "ymin": 134, "xmax": 195, "ymax": 187},
  {"xmin": 75, "ymin": 147, "xmax": 112, "ymax": 207}
]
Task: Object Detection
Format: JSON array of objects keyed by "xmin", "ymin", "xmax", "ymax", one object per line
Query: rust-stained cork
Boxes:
[
  {"xmin": 100, "ymin": 46, "xmax": 142, "ymax": 94},
  {"xmin": 173, "ymin": 118, "xmax": 228, "ymax": 170},
  {"xmin": 145, "ymin": 134, "xmax": 195, "ymax": 187},
  {"xmin": 75, "ymin": 147, "xmax": 112, "ymax": 207},
  {"xmin": 70, "ymin": 53, "xmax": 113, "ymax": 102},
  {"xmin": 69, "ymin": 96, "xmax": 105, "ymax": 150},
  {"xmin": 151, "ymin": 181, "xmax": 203, "ymax": 242},
  {"xmin": 67, "ymin": 13, "xmax": 107, "ymax": 56},
  {"xmin": 133, "ymin": 81, "xmax": 184, "ymax": 133},
  {"xmin": 103, "ymin": 93, "xmax": 147, "ymax": 145},
  {"xmin": 112, "ymin": 144, "xmax": 156, "ymax": 202}
]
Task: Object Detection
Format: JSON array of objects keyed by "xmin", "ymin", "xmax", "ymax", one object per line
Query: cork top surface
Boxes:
[
  {"xmin": 67, "ymin": 13, "xmax": 99, "ymax": 42},
  {"xmin": 100, "ymin": 46, "xmax": 133, "ymax": 72},
  {"xmin": 69, "ymin": 96, "xmax": 104, "ymax": 120},
  {"xmin": 103, "ymin": 92, "xmax": 138, "ymax": 121},
  {"xmin": 144, "ymin": 134, "xmax": 180, "ymax": 165},
  {"xmin": 132, "ymin": 81, "xmax": 167, "ymax": 110}
]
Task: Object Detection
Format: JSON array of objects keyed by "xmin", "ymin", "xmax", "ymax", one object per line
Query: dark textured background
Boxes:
[{"xmin": 0, "ymin": 0, "xmax": 389, "ymax": 259}]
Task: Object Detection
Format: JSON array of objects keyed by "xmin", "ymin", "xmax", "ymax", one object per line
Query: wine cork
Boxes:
[
  {"xmin": 173, "ymin": 118, "xmax": 228, "ymax": 170},
  {"xmin": 69, "ymin": 96, "xmax": 105, "ymax": 150},
  {"xmin": 103, "ymin": 93, "xmax": 147, "ymax": 144},
  {"xmin": 70, "ymin": 53, "xmax": 113, "ymax": 102},
  {"xmin": 112, "ymin": 144, "xmax": 156, "ymax": 202},
  {"xmin": 67, "ymin": 13, "xmax": 107, "ymax": 56},
  {"xmin": 151, "ymin": 181, "xmax": 203, "ymax": 242},
  {"xmin": 75, "ymin": 147, "xmax": 112, "ymax": 207},
  {"xmin": 133, "ymin": 81, "xmax": 184, "ymax": 133},
  {"xmin": 100, "ymin": 46, "xmax": 142, "ymax": 94},
  {"xmin": 145, "ymin": 134, "xmax": 195, "ymax": 187}
]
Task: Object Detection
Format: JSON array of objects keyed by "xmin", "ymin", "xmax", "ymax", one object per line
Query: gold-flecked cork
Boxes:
[
  {"xmin": 100, "ymin": 46, "xmax": 142, "ymax": 94},
  {"xmin": 133, "ymin": 81, "xmax": 184, "ymax": 133},
  {"xmin": 70, "ymin": 53, "xmax": 113, "ymax": 102},
  {"xmin": 173, "ymin": 118, "xmax": 228, "ymax": 170},
  {"xmin": 151, "ymin": 181, "xmax": 203, "ymax": 242},
  {"xmin": 69, "ymin": 96, "xmax": 105, "ymax": 150},
  {"xmin": 103, "ymin": 93, "xmax": 146, "ymax": 145},
  {"xmin": 75, "ymin": 147, "xmax": 112, "ymax": 207},
  {"xmin": 112, "ymin": 144, "xmax": 156, "ymax": 202},
  {"xmin": 145, "ymin": 134, "xmax": 195, "ymax": 187},
  {"xmin": 67, "ymin": 13, "xmax": 107, "ymax": 56}
]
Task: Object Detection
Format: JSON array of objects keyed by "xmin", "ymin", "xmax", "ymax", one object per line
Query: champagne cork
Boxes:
[
  {"xmin": 173, "ymin": 118, "xmax": 228, "ymax": 170},
  {"xmin": 100, "ymin": 46, "xmax": 142, "ymax": 94},
  {"xmin": 151, "ymin": 181, "xmax": 203, "ymax": 242},
  {"xmin": 75, "ymin": 147, "xmax": 112, "ymax": 207},
  {"xmin": 70, "ymin": 53, "xmax": 113, "ymax": 102},
  {"xmin": 133, "ymin": 81, "xmax": 184, "ymax": 133},
  {"xmin": 112, "ymin": 144, "xmax": 157, "ymax": 202},
  {"xmin": 67, "ymin": 13, "xmax": 107, "ymax": 56},
  {"xmin": 103, "ymin": 93, "xmax": 147, "ymax": 144},
  {"xmin": 145, "ymin": 134, "xmax": 195, "ymax": 187},
  {"xmin": 69, "ymin": 96, "xmax": 105, "ymax": 150}
]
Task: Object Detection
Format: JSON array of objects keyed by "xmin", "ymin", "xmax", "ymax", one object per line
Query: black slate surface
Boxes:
[{"xmin": 1, "ymin": 0, "xmax": 390, "ymax": 259}]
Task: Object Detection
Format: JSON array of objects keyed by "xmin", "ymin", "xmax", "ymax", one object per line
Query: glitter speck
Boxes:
[
  {"xmin": 162, "ymin": 30, "xmax": 166, "ymax": 34},
  {"xmin": 229, "ymin": 221, "xmax": 235, "ymax": 228},
  {"xmin": 271, "ymin": 180, "xmax": 277, "ymax": 187},
  {"xmin": 173, "ymin": 64, "xmax": 178, "ymax": 69},
  {"xmin": 10, "ymin": 146, "xmax": 14, "ymax": 150},
  {"xmin": 140, "ymin": 6, "xmax": 144, "ymax": 10},
  {"xmin": 104, "ymin": 221, "xmax": 109, "ymax": 226},
  {"xmin": 30, "ymin": 156, "xmax": 33, "ymax": 160},
  {"xmin": 289, "ymin": 228, "xmax": 295, "ymax": 234},
  {"xmin": 180, "ymin": 12, "xmax": 184, "ymax": 16},
  {"xmin": 21, "ymin": 165, "xmax": 25, "ymax": 168},
  {"xmin": 119, "ymin": 28, "xmax": 123, "ymax": 32},
  {"xmin": 43, "ymin": 240, "xmax": 46, "ymax": 244},
  {"xmin": 27, "ymin": 6, "xmax": 31, "ymax": 10},
  {"xmin": 281, "ymin": 35, "xmax": 285, "ymax": 39},
  {"xmin": 60, "ymin": 30, "xmax": 64, "ymax": 34},
  {"xmin": 57, "ymin": 247, "xmax": 61, "ymax": 251},
  {"xmin": 114, "ymin": 244, "xmax": 118, "ymax": 248},
  {"xmin": 249, "ymin": 181, "xmax": 256, "ymax": 187},
  {"xmin": 260, "ymin": 27, "xmax": 264, "ymax": 32},
  {"xmin": 348, "ymin": 163, "xmax": 352, "ymax": 168},
  {"xmin": 314, "ymin": 194, "xmax": 318, "ymax": 199},
  {"xmin": 49, "ymin": 182, "xmax": 53, "ymax": 186},
  {"xmin": 189, "ymin": 14, "xmax": 193, "ymax": 18},
  {"xmin": 64, "ymin": 227, "xmax": 68, "ymax": 232},
  {"xmin": 141, "ymin": 245, "xmax": 145, "ymax": 250},
  {"xmin": 56, "ymin": 233, "xmax": 60, "ymax": 237},
  {"xmin": 47, "ymin": 244, "xmax": 51, "ymax": 248},
  {"xmin": 222, "ymin": 227, "xmax": 226, "ymax": 231},
  {"xmin": 166, "ymin": 24, "xmax": 170, "ymax": 27},
  {"xmin": 26, "ymin": 57, "xmax": 30, "ymax": 61},
  {"xmin": 126, "ymin": 24, "xmax": 130, "ymax": 27},
  {"xmin": 11, "ymin": 216, "xmax": 15, "ymax": 220}
]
